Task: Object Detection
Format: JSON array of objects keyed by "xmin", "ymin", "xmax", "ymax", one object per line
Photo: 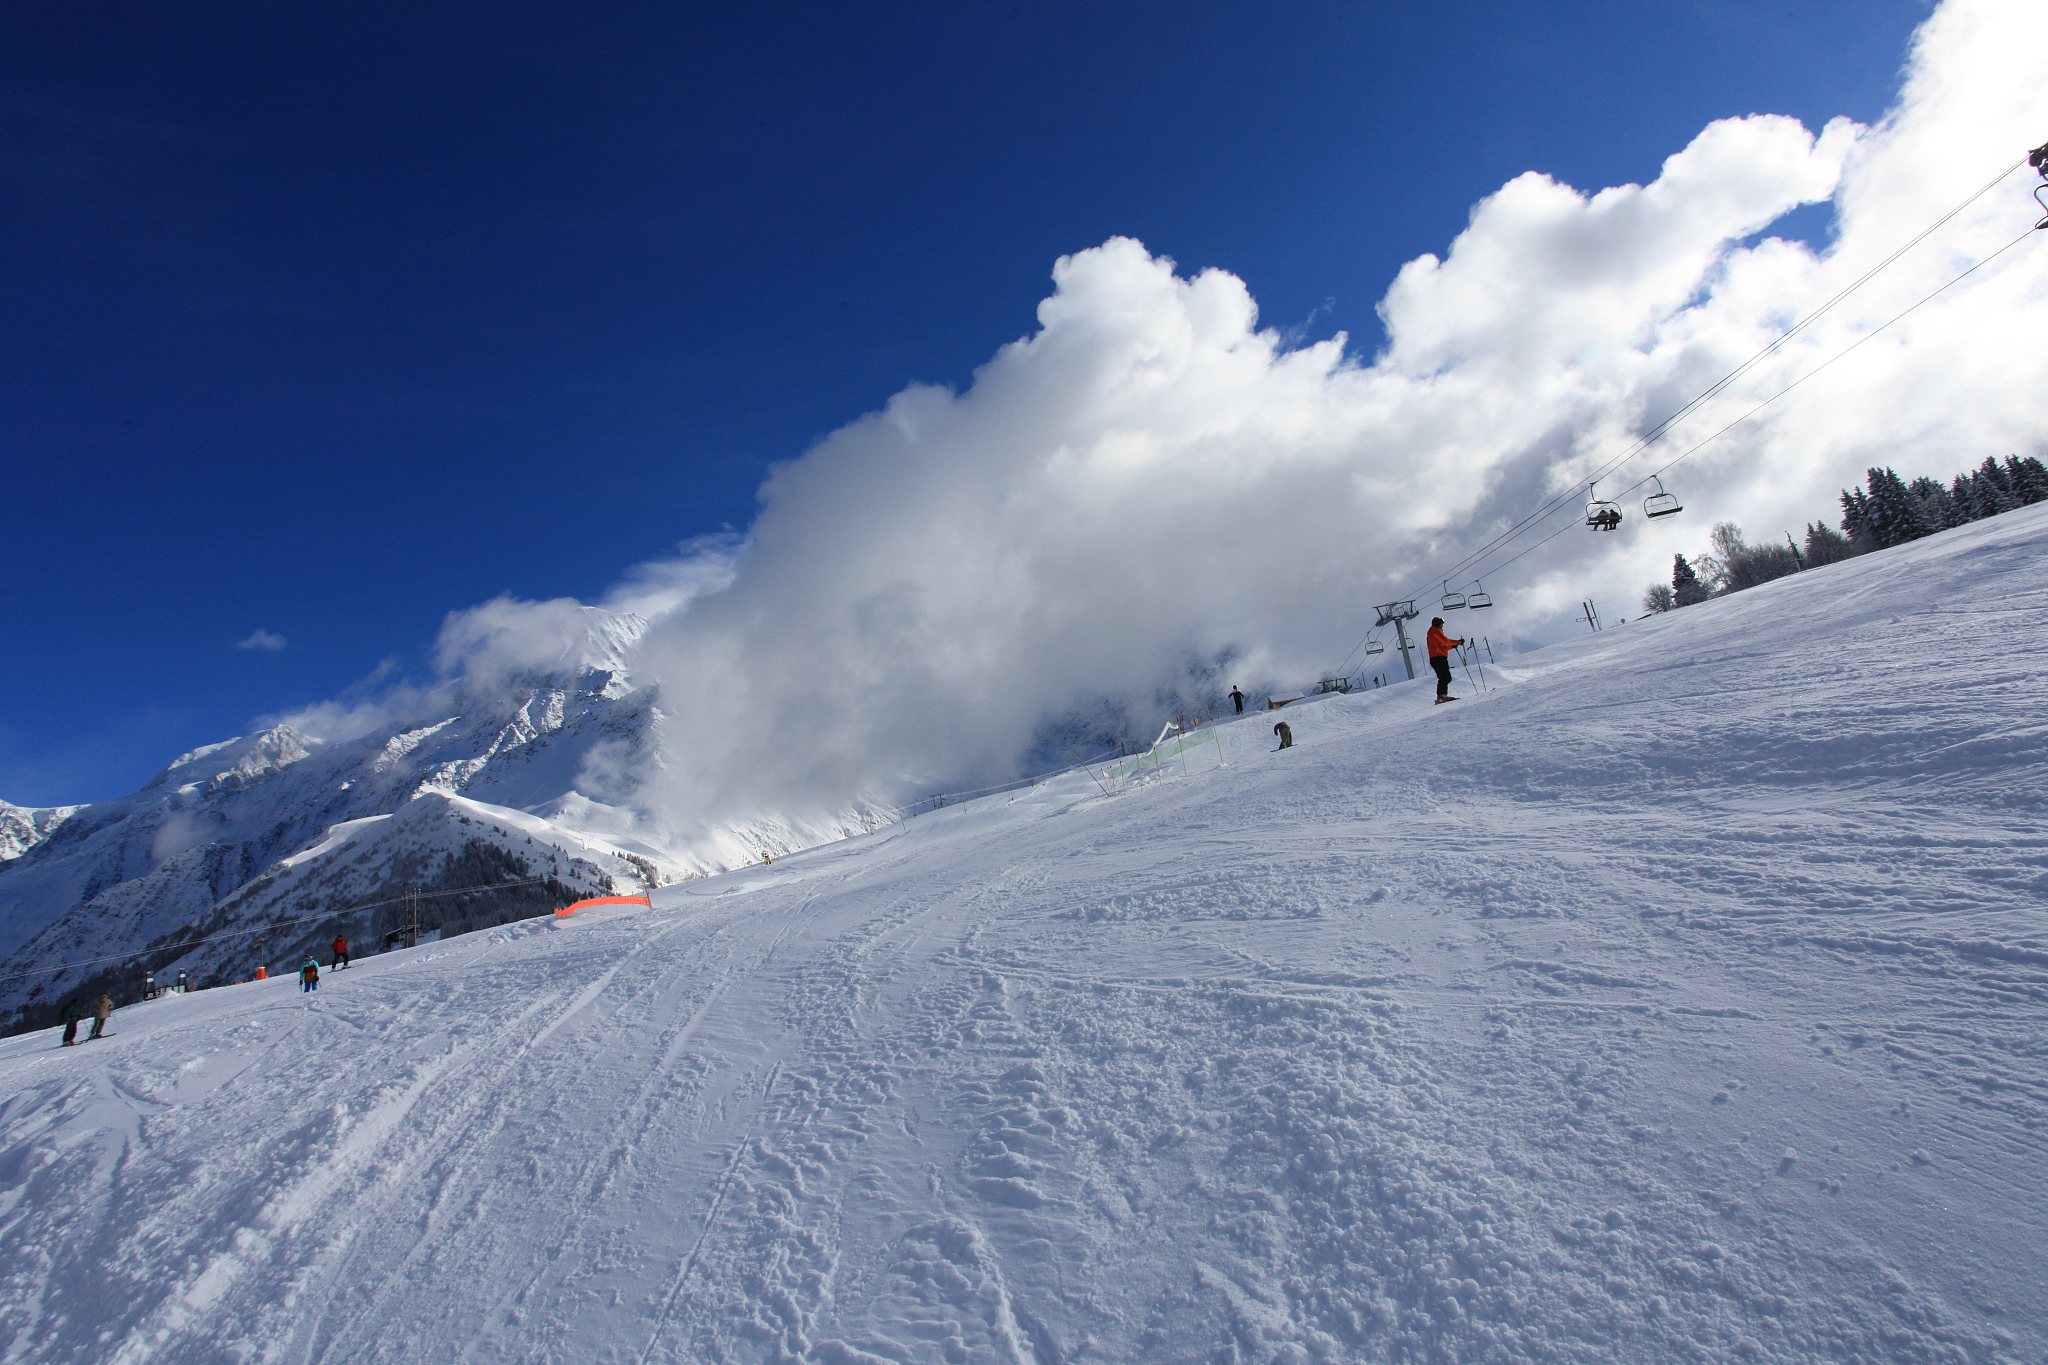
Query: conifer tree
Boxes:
[
  {"xmin": 1944, "ymin": 475, "xmax": 1976, "ymax": 528},
  {"xmin": 1977, "ymin": 455, "xmax": 2013, "ymax": 498},
  {"xmin": 1804, "ymin": 520, "xmax": 1856, "ymax": 565},
  {"xmin": 1863, "ymin": 467, "xmax": 1932, "ymax": 548},
  {"xmin": 1840, "ymin": 487, "xmax": 1872, "ymax": 546},
  {"xmin": 2003, "ymin": 454, "xmax": 2048, "ymax": 504},
  {"xmin": 1968, "ymin": 468, "xmax": 2014, "ymax": 519},
  {"xmin": 1672, "ymin": 554, "xmax": 1709, "ymax": 607}
]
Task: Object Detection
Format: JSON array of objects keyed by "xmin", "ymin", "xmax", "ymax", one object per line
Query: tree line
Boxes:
[{"xmin": 1641, "ymin": 453, "xmax": 2048, "ymax": 615}]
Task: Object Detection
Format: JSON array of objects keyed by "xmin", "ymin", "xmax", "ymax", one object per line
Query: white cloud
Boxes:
[
  {"xmin": 255, "ymin": 0, "xmax": 2048, "ymax": 843},
  {"xmin": 235, "ymin": 629, "xmax": 287, "ymax": 652},
  {"xmin": 260, "ymin": 539, "xmax": 743, "ymax": 745},
  {"xmin": 624, "ymin": 0, "xmax": 2047, "ymax": 835}
]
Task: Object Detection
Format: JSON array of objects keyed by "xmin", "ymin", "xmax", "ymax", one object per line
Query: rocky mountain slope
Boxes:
[{"xmin": 0, "ymin": 608, "xmax": 882, "ymax": 1036}]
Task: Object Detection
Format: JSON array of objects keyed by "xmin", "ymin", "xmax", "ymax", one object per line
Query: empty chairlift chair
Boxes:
[
  {"xmin": 1365, "ymin": 629, "xmax": 1385, "ymax": 656},
  {"xmin": 1643, "ymin": 475, "xmax": 1683, "ymax": 519},
  {"xmin": 1466, "ymin": 580, "xmax": 1493, "ymax": 610},
  {"xmin": 1440, "ymin": 580, "xmax": 1466, "ymax": 610},
  {"xmin": 1585, "ymin": 482, "xmax": 1623, "ymax": 532}
]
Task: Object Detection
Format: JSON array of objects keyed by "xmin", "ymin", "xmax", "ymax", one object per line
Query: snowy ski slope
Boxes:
[{"xmin": 0, "ymin": 505, "xmax": 2044, "ymax": 1364}]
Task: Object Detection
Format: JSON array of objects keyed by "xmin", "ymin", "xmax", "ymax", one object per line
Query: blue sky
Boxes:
[{"xmin": 2, "ymin": 0, "xmax": 1934, "ymax": 806}]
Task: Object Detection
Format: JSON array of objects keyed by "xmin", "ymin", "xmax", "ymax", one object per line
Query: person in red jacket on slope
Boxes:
[
  {"xmin": 1426, "ymin": 617, "xmax": 1465, "ymax": 704},
  {"xmin": 332, "ymin": 935, "xmax": 349, "ymax": 970}
]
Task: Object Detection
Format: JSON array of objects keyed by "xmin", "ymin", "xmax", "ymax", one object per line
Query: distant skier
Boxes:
[
  {"xmin": 89, "ymin": 992, "xmax": 114, "ymax": 1040},
  {"xmin": 300, "ymin": 958, "xmax": 320, "ymax": 994},
  {"xmin": 1426, "ymin": 617, "xmax": 1466, "ymax": 704},
  {"xmin": 1230, "ymin": 686, "xmax": 1245, "ymax": 715},
  {"xmin": 59, "ymin": 998, "xmax": 83, "ymax": 1047},
  {"xmin": 1272, "ymin": 720, "xmax": 1293, "ymax": 749},
  {"xmin": 332, "ymin": 935, "xmax": 349, "ymax": 970}
]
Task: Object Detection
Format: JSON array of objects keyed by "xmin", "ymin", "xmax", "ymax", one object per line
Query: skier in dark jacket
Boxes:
[
  {"xmin": 60, "ymin": 999, "xmax": 83, "ymax": 1047},
  {"xmin": 300, "ymin": 958, "xmax": 320, "ymax": 993},
  {"xmin": 1426, "ymin": 618, "xmax": 1465, "ymax": 704},
  {"xmin": 89, "ymin": 993, "xmax": 114, "ymax": 1040},
  {"xmin": 331, "ymin": 936, "xmax": 349, "ymax": 970},
  {"xmin": 1230, "ymin": 687, "xmax": 1245, "ymax": 715},
  {"xmin": 1272, "ymin": 720, "xmax": 1293, "ymax": 749}
]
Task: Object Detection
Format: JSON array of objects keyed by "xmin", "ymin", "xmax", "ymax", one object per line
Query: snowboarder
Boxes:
[
  {"xmin": 1426, "ymin": 617, "xmax": 1466, "ymax": 704},
  {"xmin": 1272, "ymin": 720, "xmax": 1293, "ymax": 749},
  {"xmin": 59, "ymin": 998, "xmax": 83, "ymax": 1047},
  {"xmin": 332, "ymin": 935, "xmax": 349, "ymax": 969},
  {"xmin": 300, "ymin": 958, "xmax": 320, "ymax": 993},
  {"xmin": 89, "ymin": 992, "xmax": 114, "ymax": 1040},
  {"xmin": 1230, "ymin": 687, "xmax": 1245, "ymax": 715}
]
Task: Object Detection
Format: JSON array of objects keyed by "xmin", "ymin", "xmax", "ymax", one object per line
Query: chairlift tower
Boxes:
[{"xmin": 1373, "ymin": 600, "xmax": 1421, "ymax": 680}]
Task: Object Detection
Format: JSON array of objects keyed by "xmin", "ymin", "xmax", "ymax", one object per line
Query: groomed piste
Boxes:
[{"xmin": 1, "ymin": 505, "xmax": 2044, "ymax": 1364}]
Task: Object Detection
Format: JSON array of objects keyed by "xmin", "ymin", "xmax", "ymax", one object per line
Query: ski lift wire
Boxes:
[
  {"xmin": 0, "ymin": 875, "xmax": 562, "ymax": 987},
  {"xmin": 1457, "ymin": 222, "xmax": 2039, "ymax": 591},
  {"xmin": 1390, "ymin": 152, "xmax": 2034, "ymax": 606}
]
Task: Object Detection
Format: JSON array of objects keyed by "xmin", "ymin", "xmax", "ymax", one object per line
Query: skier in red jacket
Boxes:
[
  {"xmin": 1426, "ymin": 617, "xmax": 1465, "ymax": 704},
  {"xmin": 331, "ymin": 936, "xmax": 349, "ymax": 970}
]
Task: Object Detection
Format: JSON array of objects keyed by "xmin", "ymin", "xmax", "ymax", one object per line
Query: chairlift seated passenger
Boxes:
[{"xmin": 1585, "ymin": 481, "xmax": 1623, "ymax": 532}]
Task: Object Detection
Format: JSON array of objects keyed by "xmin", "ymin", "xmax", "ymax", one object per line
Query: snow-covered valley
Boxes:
[{"xmin": 0, "ymin": 504, "xmax": 2044, "ymax": 1363}]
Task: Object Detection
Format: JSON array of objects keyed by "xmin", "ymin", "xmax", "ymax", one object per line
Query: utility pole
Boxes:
[
  {"xmin": 1786, "ymin": 532, "xmax": 1806, "ymax": 570},
  {"xmin": 1578, "ymin": 599, "xmax": 1603, "ymax": 633},
  {"xmin": 1374, "ymin": 600, "xmax": 1420, "ymax": 681}
]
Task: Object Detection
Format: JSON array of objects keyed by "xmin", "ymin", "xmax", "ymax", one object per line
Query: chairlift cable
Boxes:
[
  {"xmin": 1388, "ymin": 152, "xmax": 2034, "ymax": 606},
  {"xmin": 0, "ymin": 875, "xmax": 559, "ymax": 986},
  {"xmin": 1457, "ymin": 222, "xmax": 2036, "ymax": 590},
  {"xmin": 1607, "ymin": 223, "xmax": 2038, "ymax": 502}
]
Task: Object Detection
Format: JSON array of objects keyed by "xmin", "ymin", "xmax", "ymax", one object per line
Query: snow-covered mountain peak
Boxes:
[
  {"xmin": 142, "ymin": 724, "xmax": 321, "ymax": 793},
  {"xmin": 439, "ymin": 603, "xmax": 651, "ymax": 699},
  {"xmin": 0, "ymin": 801, "xmax": 81, "ymax": 863}
]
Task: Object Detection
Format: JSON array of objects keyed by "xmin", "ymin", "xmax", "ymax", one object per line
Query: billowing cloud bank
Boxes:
[
  {"xmin": 293, "ymin": 0, "xmax": 2048, "ymax": 847},
  {"xmin": 619, "ymin": 0, "xmax": 2047, "ymax": 835}
]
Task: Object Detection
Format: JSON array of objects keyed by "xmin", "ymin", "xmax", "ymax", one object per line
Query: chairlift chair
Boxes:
[
  {"xmin": 1643, "ymin": 475, "xmax": 1683, "ymax": 519},
  {"xmin": 1585, "ymin": 482, "xmax": 1623, "ymax": 532},
  {"xmin": 2032, "ymin": 141, "xmax": 2048, "ymax": 228},
  {"xmin": 1365, "ymin": 629, "xmax": 1385, "ymax": 656},
  {"xmin": 1466, "ymin": 580, "xmax": 1493, "ymax": 610},
  {"xmin": 1440, "ymin": 580, "xmax": 1466, "ymax": 610}
]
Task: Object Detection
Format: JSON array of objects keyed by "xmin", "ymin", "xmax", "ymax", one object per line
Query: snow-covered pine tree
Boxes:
[
  {"xmin": 1804, "ymin": 521, "xmax": 1856, "ymax": 565},
  {"xmin": 1864, "ymin": 467, "xmax": 1933, "ymax": 548},
  {"xmin": 1672, "ymin": 554, "xmax": 1709, "ymax": 606},
  {"xmin": 1977, "ymin": 456, "xmax": 2014, "ymax": 499},
  {"xmin": 1907, "ymin": 475, "xmax": 1952, "ymax": 529},
  {"xmin": 1967, "ymin": 468, "xmax": 2014, "ymax": 520},
  {"xmin": 1840, "ymin": 486, "xmax": 1874, "ymax": 548},
  {"xmin": 2002, "ymin": 454, "xmax": 2048, "ymax": 504},
  {"xmin": 1944, "ymin": 475, "xmax": 1977, "ymax": 528}
]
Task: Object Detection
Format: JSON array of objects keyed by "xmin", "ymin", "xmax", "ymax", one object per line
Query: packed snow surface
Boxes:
[{"xmin": 2, "ymin": 507, "xmax": 2045, "ymax": 1364}]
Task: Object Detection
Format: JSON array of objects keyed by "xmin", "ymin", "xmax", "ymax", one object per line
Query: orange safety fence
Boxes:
[{"xmin": 555, "ymin": 894, "xmax": 653, "ymax": 918}]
